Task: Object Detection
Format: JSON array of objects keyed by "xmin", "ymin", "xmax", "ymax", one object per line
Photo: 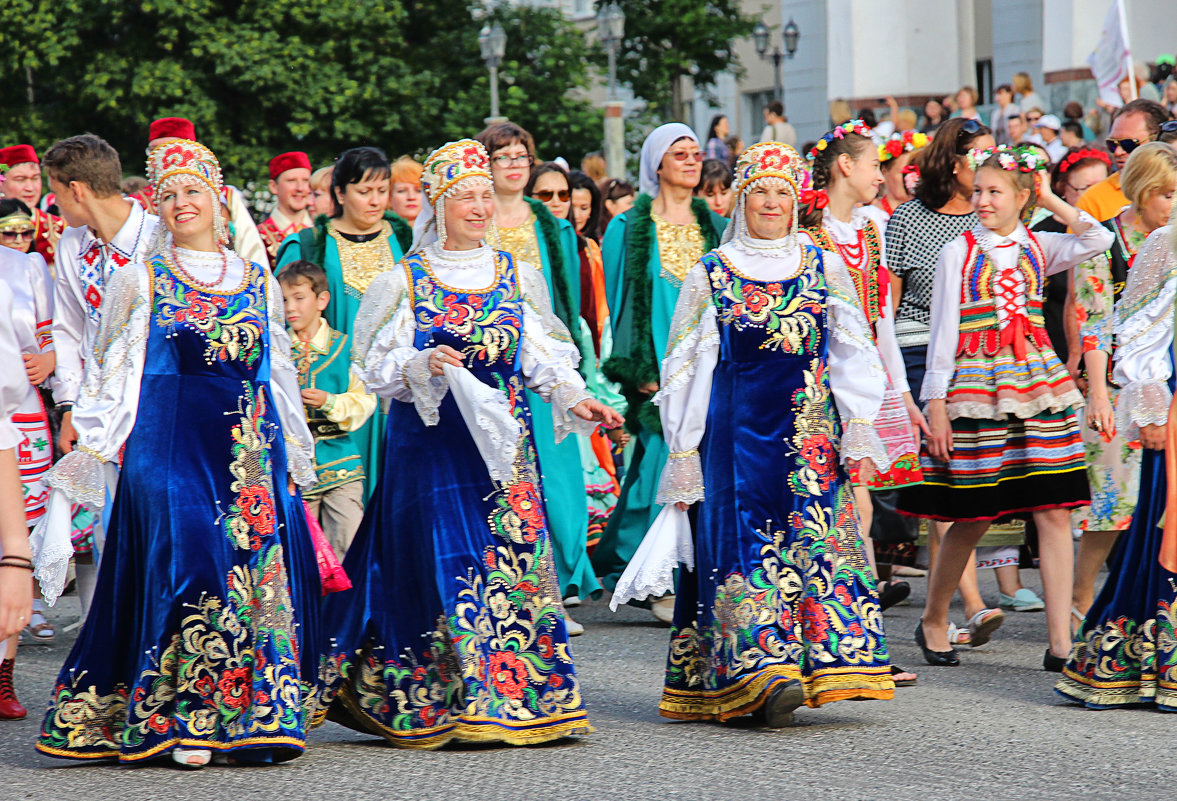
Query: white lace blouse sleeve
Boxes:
[
  {"xmin": 920, "ymin": 238, "xmax": 965, "ymax": 402},
  {"xmin": 0, "ymin": 285, "xmax": 24, "ymax": 449},
  {"xmin": 351, "ymin": 266, "xmax": 446, "ymax": 424},
  {"xmin": 1035, "ymin": 212, "xmax": 1116, "ymax": 276},
  {"xmin": 264, "ymin": 268, "xmax": 317, "ymax": 490},
  {"xmin": 825, "ymin": 252, "xmax": 891, "ymax": 470},
  {"xmin": 875, "ymin": 294, "xmax": 910, "ymax": 394},
  {"xmin": 517, "ymin": 260, "xmax": 595, "ymax": 442},
  {"xmin": 1112, "ymin": 226, "xmax": 1177, "ymax": 436},
  {"xmin": 652, "ymin": 261, "xmax": 717, "ymax": 505},
  {"xmin": 45, "ymin": 263, "xmax": 150, "ymax": 511},
  {"xmin": 49, "ymin": 241, "xmax": 86, "ymax": 404}
]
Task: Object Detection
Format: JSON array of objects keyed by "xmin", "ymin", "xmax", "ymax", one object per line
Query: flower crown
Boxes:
[
  {"xmin": 1058, "ymin": 148, "xmax": 1111, "ymax": 175},
  {"xmin": 966, "ymin": 145, "xmax": 1045, "ymax": 174},
  {"xmin": 878, "ymin": 130, "xmax": 930, "ymax": 163},
  {"xmin": 808, "ymin": 120, "xmax": 874, "ymax": 160}
]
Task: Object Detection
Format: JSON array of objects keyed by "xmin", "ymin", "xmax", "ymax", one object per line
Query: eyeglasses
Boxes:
[
  {"xmin": 1162, "ymin": 120, "xmax": 1177, "ymax": 136},
  {"xmin": 667, "ymin": 150, "xmax": 703, "ymax": 162},
  {"xmin": 0, "ymin": 229, "xmax": 34, "ymax": 242},
  {"xmin": 533, "ymin": 189, "xmax": 570, "ymax": 202},
  {"xmin": 491, "ymin": 153, "xmax": 534, "ymax": 167},
  {"xmin": 1105, "ymin": 136, "xmax": 1150, "ymax": 154}
]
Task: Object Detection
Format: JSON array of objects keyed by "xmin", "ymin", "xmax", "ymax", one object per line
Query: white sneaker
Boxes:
[
  {"xmin": 651, "ymin": 595, "xmax": 676, "ymax": 625},
  {"xmin": 565, "ymin": 613, "xmax": 585, "ymax": 636},
  {"xmin": 563, "ymin": 595, "xmax": 582, "ymax": 608}
]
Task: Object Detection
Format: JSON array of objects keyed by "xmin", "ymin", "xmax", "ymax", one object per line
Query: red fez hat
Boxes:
[
  {"xmin": 148, "ymin": 117, "xmax": 196, "ymax": 143},
  {"xmin": 268, "ymin": 151, "xmax": 313, "ymax": 180},
  {"xmin": 0, "ymin": 145, "xmax": 39, "ymax": 167}
]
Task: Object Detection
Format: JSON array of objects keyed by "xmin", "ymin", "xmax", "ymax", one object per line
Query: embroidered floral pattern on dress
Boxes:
[
  {"xmin": 709, "ymin": 252, "xmax": 823, "ymax": 353},
  {"xmin": 221, "ymin": 384, "xmax": 277, "ymax": 551},
  {"xmin": 155, "ymin": 258, "xmax": 265, "ymax": 366}
]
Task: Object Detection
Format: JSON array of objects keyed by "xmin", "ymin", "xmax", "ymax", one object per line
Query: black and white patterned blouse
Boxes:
[{"xmin": 886, "ymin": 199, "xmax": 978, "ymax": 348}]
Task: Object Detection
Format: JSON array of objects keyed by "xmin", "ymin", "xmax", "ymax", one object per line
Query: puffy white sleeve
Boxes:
[
  {"xmin": 351, "ymin": 267, "xmax": 447, "ymax": 423},
  {"xmin": 920, "ymin": 238, "xmax": 965, "ymax": 402},
  {"xmin": 1035, "ymin": 212, "xmax": 1116, "ymax": 276},
  {"xmin": 517, "ymin": 260, "xmax": 595, "ymax": 442},
  {"xmin": 652, "ymin": 261, "xmax": 717, "ymax": 505},
  {"xmin": 227, "ymin": 187, "xmax": 269, "ymax": 270},
  {"xmin": 1112, "ymin": 226, "xmax": 1177, "ymax": 437},
  {"xmin": 825, "ymin": 253, "xmax": 891, "ymax": 470},
  {"xmin": 49, "ymin": 242, "xmax": 86, "ymax": 403},
  {"xmin": 0, "ymin": 285, "xmax": 23, "ymax": 449},
  {"xmin": 264, "ymin": 268, "xmax": 317, "ymax": 490},
  {"xmin": 45, "ymin": 263, "xmax": 150, "ymax": 511},
  {"xmin": 875, "ymin": 290, "xmax": 910, "ymax": 394}
]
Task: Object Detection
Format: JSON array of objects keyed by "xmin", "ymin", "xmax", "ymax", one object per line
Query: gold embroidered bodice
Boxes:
[
  {"xmin": 651, "ymin": 209, "xmax": 706, "ymax": 287},
  {"xmin": 492, "ymin": 213, "xmax": 544, "ymax": 272},
  {"xmin": 328, "ymin": 221, "xmax": 397, "ymax": 294}
]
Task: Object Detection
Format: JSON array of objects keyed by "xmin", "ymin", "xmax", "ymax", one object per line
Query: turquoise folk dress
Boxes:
[
  {"xmin": 315, "ymin": 243, "xmax": 596, "ymax": 747},
  {"xmin": 36, "ymin": 250, "xmax": 321, "ymax": 762},
  {"xmin": 653, "ymin": 240, "xmax": 895, "ymax": 719}
]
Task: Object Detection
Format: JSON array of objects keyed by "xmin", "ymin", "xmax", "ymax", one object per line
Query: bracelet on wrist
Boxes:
[{"xmin": 668, "ymin": 448, "xmax": 699, "ymax": 459}]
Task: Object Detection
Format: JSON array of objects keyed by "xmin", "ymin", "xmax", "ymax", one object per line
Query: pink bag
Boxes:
[{"xmin": 303, "ymin": 500, "xmax": 352, "ymax": 595}]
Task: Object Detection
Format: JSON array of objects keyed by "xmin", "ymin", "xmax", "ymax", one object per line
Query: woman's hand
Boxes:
[
  {"xmin": 1085, "ymin": 391, "xmax": 1115, "ymax": 443},
  {"xmin": 428, "ymin": 345, "xmax": 464, "ymax": 376},
  {"xmin": 904, "ymin": 393, "xmax": 931, "ymax": 439},
  {"xmin": 571, "ymin": 399, "xmax": 624, "ymax": 429},
  {"xmin": 24, "ymin": 352, "xmax": 54, "ymax": 386},
  {"xmin": 287, "ymin": 476, "xmax": 296, "ymax": 496},
  {"xmin": 674, "ymin": 501, "xmax": 690, "ymax": 512},
  {"xmin": 300, "ymin": 388, "xmax": 328, "ymax": 409},
  {"xmin": 0, "ymin": 568, "xmax": 32, "ymax": 642},
  {"xmin": 638, "ymin": 381, "xmax": 659, "ymax": 396},
  {"xmin": 926, "ymin": 400, "xmax": 953, "ymax": 463},
  {"xmin": 847, "ymin": 458, "xmax": 877, "ymax": 484},
  {"xmin": 58, "ymin": 411, "xmax": 76, "ymax": 454},
  {"xmin": 1141, "ymin": 423, "xmax": 1167, "ymax": 450}
]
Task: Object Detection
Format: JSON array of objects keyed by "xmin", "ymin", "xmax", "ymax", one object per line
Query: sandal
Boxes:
[
  {"xmin": 26, "ymin": 609, "xmax": 55, "ymax": 645},
  {"xmin": 947, "ymin": 622, "xmax": 971, "ymax": 646},
  {"xmin": 965, "ymin": 608, "xmax": 1004, "ymax": 648},
  {"xmin": 890, "ymin": 665, "xmax": 917, "ymax": 686},
  {"xmin": 172, "ymin": 747, "xmax": 211, "ymax": 768}
]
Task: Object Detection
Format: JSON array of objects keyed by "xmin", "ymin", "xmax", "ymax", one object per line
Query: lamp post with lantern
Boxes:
[
  {"xmin": 753, "ymin": 17, "xmax": 800, "ymax": 110},
  {"xmin": 479, "ymin": 22, "xmax": 507, "ymax": 123}
]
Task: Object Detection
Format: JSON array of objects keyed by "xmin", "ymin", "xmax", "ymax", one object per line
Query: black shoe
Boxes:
[
  {"xmin": 1043, "ymin": 649, "xmax": 1067, "ymax": 673},
  {"xmin": 759, "ymin": 679, "xmax": 805, "ymax": 728},
  {"xmin": 915, "ymin": 622, "xmax": 960, "ymax": 666},
  {"xmin": 878, "ymin": 580, "xmax": 911, "ymax": 611}
]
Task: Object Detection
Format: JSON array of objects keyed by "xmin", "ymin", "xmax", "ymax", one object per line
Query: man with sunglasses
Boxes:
[
  {"xmin": 0, "ymin": 145, "xmax": 65, "ymax": 269},
  {"xmin": 1077, "ymin": 99, "xmax": 1172, "ymax": 222}
]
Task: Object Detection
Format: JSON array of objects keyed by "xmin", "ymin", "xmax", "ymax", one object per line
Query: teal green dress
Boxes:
[
  {"xmin": 276, "ymin": 213, "xmax": 411, "ymax": 501},
  {"xmin": 594, "ymin": 194, "xmax": 726, "ymax": 591}
]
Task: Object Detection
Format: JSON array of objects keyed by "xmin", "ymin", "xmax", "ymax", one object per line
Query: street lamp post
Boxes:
[
  {"xmin": 597, "ymin": 3, "xmax": 626, "ymax": 179},
  {"xmin": 479, "ymin": 22, "xmax": 507, "ymax": 123},
  {"xmin": 753, "ymin": 17, "xmax": 800, "ymax": 111}
]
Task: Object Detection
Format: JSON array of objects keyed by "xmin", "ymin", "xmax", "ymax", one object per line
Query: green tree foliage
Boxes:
[
  {"xmin": 0, "ymin": 0, "xmax": 602, "ymax": 186},
  {"xmin": 602, "ymin": 0, "xmax": 757, "ymax": 121}
]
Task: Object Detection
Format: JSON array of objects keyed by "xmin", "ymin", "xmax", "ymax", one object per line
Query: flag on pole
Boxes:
[{"xmin": 1087, "ymin": 0, "xmax": 1132, "ymax": 106}]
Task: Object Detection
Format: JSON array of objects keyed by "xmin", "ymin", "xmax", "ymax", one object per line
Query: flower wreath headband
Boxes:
[
  {"xmin": 966, "ymin": 144, "xmax": 1046, "ymax": 174},
  {"xmin": 879, "ymin": 130, "xmax": 930, "ymax": 163},
  {"xmin": 1058, "ymin": 148, "xmax": 1111, "ymax": 175},
  {"xmin": 808, "ymin": 119, "xmax": 874, "ymax": 161}
]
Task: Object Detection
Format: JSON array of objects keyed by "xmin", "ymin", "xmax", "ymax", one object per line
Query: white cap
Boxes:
[{"xmin": 1035, "ymin": 114, "xmax": 1061, "ymax": 131}]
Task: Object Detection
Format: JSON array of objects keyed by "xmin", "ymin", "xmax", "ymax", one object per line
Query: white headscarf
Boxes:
[{"xmin": 638, "ymin": 123, "xmax": 699, "ymax": 197}]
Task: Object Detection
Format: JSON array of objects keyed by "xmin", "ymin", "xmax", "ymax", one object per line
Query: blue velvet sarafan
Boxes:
[
  {"xmin": 37, "ymin": 257, "xmax": 321, "ymax": 763},
  {"xmin": 315, "ymin": 251, "xmax": 592, "ymax": 748},
  {"xmin": 660, "ymin": 248, "xmax": 894, "ymax": 721}
]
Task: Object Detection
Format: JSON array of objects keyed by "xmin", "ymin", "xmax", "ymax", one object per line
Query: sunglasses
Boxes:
[
  {"xmin": 533, "ymin": 189, "xmax": 570, "ymax": 203},
  {"xmin": 0, "ymin": 229, "xmax": 34, "ymax": 241},
  {"xmin": 1106, "ymin": 136, "xmax": 1150, "ymax": 154},
  {"xmin": 954, "ymin": 118, "xmax": 984, "ymax": 153},
  {"xmin": 668, "ymin": 149, "xmax": 704, "ymax": 163}
]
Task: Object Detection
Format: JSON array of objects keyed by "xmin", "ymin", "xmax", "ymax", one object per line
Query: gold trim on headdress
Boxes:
[
  {"xmin": 421, "ymin": 139, "xmax": 492, "ymax": 207},
  {"xmin": 146, "ymin": 139, "xmax": 224, "ymax": 197},
  {"xmin": 732, "ymin": 141, "xmax": 810, "ymax": 199},
  {"xmin": 0, "ymin": 211, "xmax": 34, "ymax": 233}
]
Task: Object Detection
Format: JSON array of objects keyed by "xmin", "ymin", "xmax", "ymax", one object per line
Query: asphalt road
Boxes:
[{"xmin": 2, "ymin": 570, "xmax": 1168, "ymax": 801}]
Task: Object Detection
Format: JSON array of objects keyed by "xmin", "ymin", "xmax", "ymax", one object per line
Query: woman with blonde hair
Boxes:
[
  {"xmin": 1013, "ymin": 72, "xmax": 1046, "ymax": 115},
  {"xmin": 955, "ymin": 86, "xmax": 982, "ymax": 121},
  {"xmin": 308, "ymin": 164, "xmax": 335, "ymax": 218}
]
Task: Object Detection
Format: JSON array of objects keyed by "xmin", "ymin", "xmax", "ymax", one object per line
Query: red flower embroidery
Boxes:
[
  {"xmin": 194, "ymin": 676, "xmax": 215, "ymax": 697},
  {"xmin": 758, "ymin": 147, "xmax": 785, "ymax": 170},
  {"xmin": 462, "ymin": 146, "xmax": 488, "ymax": 170},
  {"xmin": 800, "ymin": 596, "xmax": 829, "ymax": 642},
  {"xmin": 147, "ymin": 713, "xmax": 170, "ymax": 734},
  {"xmin": 516, "ymin": 580, "xmax": 538, "ymax": 594},
  {"xmin": 549, "ymin": 673, "xmax": 564, "ymax": 689},
  {"xmin": 488, "ymin": 651, "xmax": 529, "ymax": 699},
  {"xmin": 217, "ymin": 666, "xmax": 252, "ymax": 710},
  {"xmin": 743, "ymin": 287, "xmax": 772, "ymax": 315},
  {"xmin": 162, "ymin": 144, "xmax": 196, "ymax": 169},
  {"xmin": 419, "ymin": 704, "xmax": 438, "ymax": 726},
  {"xmin": 765, "ymin": 282, "xmax": 783, "ymax": 296},
  {"xmin": 507, "ymin": 481, "xmax": 543, "ymax": 538},
  {"xmin": 175, "ymin": 291, "xmax": 226, "ymax": 324},
  {"xmin": 237, "ymin": 484, "xmax": 275, "ymax": 536},
  {"xmin": 799, "ymin": 435, "xmax": 833, "ymax": 473},
  {"xmin": 538, "ymin": 633, "xmax": 554, "ymax": 659},
  {"xmin": 485, "ymin": 549, "xmax": 498, "ymax": 569}
]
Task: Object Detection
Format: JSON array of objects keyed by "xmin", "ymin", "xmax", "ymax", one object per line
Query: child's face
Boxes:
[
  {"xmin": 839, "ymin": 144, "xmax": 884, "ymax": 206},
  {"xmin": 281, "ymin": 280, "xmax": 328, "ymax": 335},
  {"xmin": 972, "ymin": 167, "xmax": 1030, "ymax": 234}
]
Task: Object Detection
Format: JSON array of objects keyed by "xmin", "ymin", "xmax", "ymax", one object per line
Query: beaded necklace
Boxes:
[
  {"xmin": 805, "ymin": 219, "xmax": 884, "ymax": 327},
  {"xmin": 168, "ymin": 243, "xmax": 229, "ymax": 290}
]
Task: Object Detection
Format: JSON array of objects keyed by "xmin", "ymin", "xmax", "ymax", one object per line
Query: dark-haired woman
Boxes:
[
  {"xmin": 705, "ymin": 114, "xmax": 731, "ymax": 164},
  {"xmin": 599, "ymin": 178, "xmax": 635, "ymax": 238},
  {"xmin": 526, "ymin": 161, "xmax": 573, "ymax": 221},
  {"xmin": 276, "ymin": 146, "xmax": 414, "ymax": 497},
  {"xmin": 695, "ymin": 158, "xmax": 733, "ymax": 218}
]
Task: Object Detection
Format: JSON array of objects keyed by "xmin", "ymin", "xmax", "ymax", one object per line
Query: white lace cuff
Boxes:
[
  {"xmin": 841, "ymin": 420, "xmax": 893, "ymax": 472},
  {"xmin": 285, "ymin": 436, "xmax": 318, "ymax": 491},
  {"xmin": 609, "ymin": 504, "xmax": 695, "ymax": 611},
  {"xmin": 655, "ymin": 449, "xmax": 705, "ymax": 505},
  {"xmin": 550, "ymin": 381, "xmax": 595, "ymax": 443},
  {"xmin": 404, "ymin": 348, "xmax": 449, "ymax": 426},
  {"xmin": 920, "ymin": 373, "xmax": 951, "ymax": 401},
  {"xmin": 45, "ymin": 449, "xmax": 107, "ymax": 511},
  {"xmin": 1116, "ymin": 380, "xmax": 1172, "ymax": 440}
]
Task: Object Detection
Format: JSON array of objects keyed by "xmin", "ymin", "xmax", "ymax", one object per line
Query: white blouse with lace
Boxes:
[
  {"xmin": 0, "ymin": 283, "xmax": 26, "ymax": 449},
  {"xmin": 350, "ymin": 241, "xmax": 595, "ymax": 443},
  {"xmin": 1113, "ymin": 225, "xmax": 1177, "ymax": 437}
]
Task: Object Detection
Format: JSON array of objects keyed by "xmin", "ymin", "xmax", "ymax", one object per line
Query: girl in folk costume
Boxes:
[
  {"xmin": 0, "ymin": 245, "xmax": 54, "ymax": 719},
  {"xmin": 1069, "ymin": 144, "xmax": 1177, "ymax": 624},
  {"xmin": 315, "ymin": 140, "xmax": 622, "ymax": 748},
  {"xmin": 873, "ymin": 130, "xmax": 930, "ymax": 220},
  {"xmin": 900, "ymin": 145, "xmax": 1113, "ymax": 668},
  {"xmin": 799, "ymin": 121, "xmax": 929, "ymax": 614},
  {"xmin": 1057, "ymin": 215, "xmax": 1177, "ymax": 709},
  {"xmin": 33, "ymin": 140, "xmax": 322, "ymax": 766},
  {"xmin": 612, "ymin": 142, "xmax": 897, "ymax": 726}
]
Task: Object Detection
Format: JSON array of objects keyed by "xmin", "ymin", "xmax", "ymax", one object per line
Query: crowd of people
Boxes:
[{"xmin": 0, "ymin": 61, "xmax": 1176, "ymax": 766}]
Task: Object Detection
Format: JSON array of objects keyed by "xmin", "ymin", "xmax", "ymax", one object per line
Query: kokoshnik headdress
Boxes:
[
  {"xmin": 723, "ymin": 141, "xmax": 810, "ymax": 246},
  {"xmin": 145, "ymin": 138, "xmax": 230, "ymax": 249},
  {"xmin": 411, "ymin": 139, "xmax": 494, "ymax": 253}
]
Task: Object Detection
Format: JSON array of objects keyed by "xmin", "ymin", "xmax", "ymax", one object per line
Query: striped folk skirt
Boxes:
[{"xmin": 897, "ymin": 409, "xmax": 1089, "ymax": 522}]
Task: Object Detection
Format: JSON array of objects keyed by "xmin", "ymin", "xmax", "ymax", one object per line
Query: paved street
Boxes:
[{"xmin": 2, "ymin": 569, "xmax": 1169, "ymax": 800}]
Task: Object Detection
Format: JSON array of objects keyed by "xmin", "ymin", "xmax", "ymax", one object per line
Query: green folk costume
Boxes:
[
  {"xmin": 275, "ymin": 213, "xmax": 412, "ymax": 500},
  {"xmin": 594, "ymin": 193, "xmax": 727, "ymax": 590},
  {"xmin": 493, "ymin": 197, "xmax": 603, "ymax": 600},
  {"xmin": 298, "ymin": 327, "xmax": 365, "ymax": 496}
]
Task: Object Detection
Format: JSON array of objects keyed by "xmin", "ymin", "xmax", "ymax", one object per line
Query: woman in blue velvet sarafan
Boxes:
[
  {"xmin": 613, "ymin": 143, "xmax": 896, "ymax": 727},
  {"xmin": 1057, "ymin": 221, "xmax": 1177, "ymax": 708},
  {"xmin": 31, "ymin": 140, "xmax": 321, "ymax": 767},
  {"xmin": 314, "ymin": 140, "xmax": 621, "ymax": 748}
]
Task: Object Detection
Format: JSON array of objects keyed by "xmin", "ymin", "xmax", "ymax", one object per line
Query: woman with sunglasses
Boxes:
[
  {"xmin": 592, "ymin": 123, "xmax": 728, "ymax": 623},
  {"xmin": 0, "ymin": 200, "xmax": 37, "ymax": 254},
  {"xmin": 526, "ymin": 161, "xmax": 574, "ymax": 221},
  {"xmin": 479, "ymin": 123, "xmax": 617, "ymax": 629}
]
